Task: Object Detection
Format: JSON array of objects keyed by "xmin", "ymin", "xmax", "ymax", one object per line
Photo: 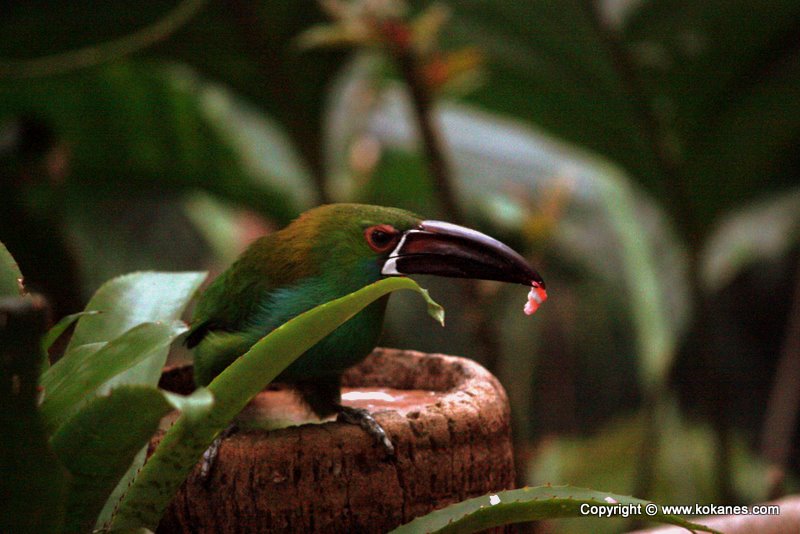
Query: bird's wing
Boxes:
[{"xmin": 185, "ymin": 266, "xmax": 268, "ymax": 348}]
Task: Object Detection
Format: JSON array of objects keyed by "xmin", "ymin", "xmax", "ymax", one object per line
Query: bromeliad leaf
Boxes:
[
  {"xmin": 390, "ymin": 485, "xmax": 720, "ymax": 534},
  {"xmin": 50, "ymin": 385, "xmax": 213, "ymax": 534},
  {"xmin": 109, "ymin": 277, "xmax": 444, "ymax": 531},
  {"xmin": 57, "ymin": 271, "xmax": 205, "ymax": 396},
  {"xmin": 41, "ymin": 310, "xmax": 100, "ymax": 352},
  {"xmin": 40, "ymin": 320, "xmax": 187, "ymax": 435},
  {"xmin": 65, "ymin": 271, "xmax": 205, "ymax": 352}
]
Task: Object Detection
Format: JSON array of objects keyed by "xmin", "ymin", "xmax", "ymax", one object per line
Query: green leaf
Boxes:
[
  {"xmin": 0, "ymin": 60, "xmax": 300, "ymax": 223},
  {"xmin": 450, "ymin": 1, "xmax": 660, "ymax": 188},
  {"xmin": 155, "ymin": 0, "xmax": 350, "ymax": 192},
  {"xmin": 701, "ymin": 188, "xmax": 800, "ymax": 293},
  {"xmin": 0, "ymin": 297, "xmax": 68, "ymax": 533},
  {"xmin": 110, "ymin": 276, "xmax": 443, "ymax": 530},
  {"xmin": 40, "ymin": 320, "xmax": 188, "ymax": 435},
  {"xmin": 0, "ymin": 3, "xmax": 203, "ymax": 60},
  {"xmin": 390, "ymin": 485, "xmax": 719, "ymax": 534},
  {"xmin": 40, "ymin": 310, "xmax": 100, "ymax": 352},
  {"xmin": 50, "ymin": 385, "xmax": 213, "ymax": 534},
  {"xmin": 0, "ymin": 241, "xmax": 24, "ymax": 297},
  {"xmin": 442, "ymin": 1, "xmax": 800, "ymax": 231},
  {"xmin": 65, "ymin": 271, "xmax": 205, "ymax": 352},
  {"xmin": 595, "ymin": 165, "xmax": 678, "ymax": 393},
  {"xmin": 623, "ymin": 1, "xmax": 800, "ymax": 219},
  {"xmin": 529, "ymin": 405, "xmax": 773, "ymax": 524}
]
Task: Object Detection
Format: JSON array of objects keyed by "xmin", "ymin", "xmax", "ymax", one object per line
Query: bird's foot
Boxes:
[
  {"xmin": 336, "ymin": 405, "xmax": 395, "ymax": 456},
  {"xmin": 199, "ymin": 423, "xmax": 238, "ymax": 485}
]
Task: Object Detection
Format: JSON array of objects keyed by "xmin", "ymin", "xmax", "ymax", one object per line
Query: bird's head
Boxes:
[{"xmin": 291, "ymin": 204, "xmax": 545, "ymax": 291}]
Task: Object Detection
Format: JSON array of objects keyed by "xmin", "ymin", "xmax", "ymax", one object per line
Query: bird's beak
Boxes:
[{"xmin": 381, "ymin": 220, "xmax": 545, "ymax": 288}]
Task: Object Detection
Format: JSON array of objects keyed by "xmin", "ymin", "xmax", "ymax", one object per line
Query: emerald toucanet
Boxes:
[{"xmin": 186, "ymin": 203, "xmax": 545, "ymax": 454}]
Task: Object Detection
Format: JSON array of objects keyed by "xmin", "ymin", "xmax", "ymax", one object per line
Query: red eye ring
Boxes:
[{"xmin": 365, "ymin": 224, "xmax": 399, "ymax": 252}]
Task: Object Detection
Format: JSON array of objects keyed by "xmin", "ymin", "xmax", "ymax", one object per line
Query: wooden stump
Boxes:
[{"xmin": 154, "ymin": 348, "xmax": 515, "ymax": 533}]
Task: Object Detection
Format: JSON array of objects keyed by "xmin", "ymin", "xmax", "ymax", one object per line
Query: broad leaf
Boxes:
[
  {"xmin": 595, "ymin": 166, "xmax": 678, "ymax": 392},
  {"xmin": 50, "ymin": 385, "xmax": 213, "ymax": 534},
  {"xmin": 0, "ymin": 241, "xmax": 23, "ymax": 297},
  {"xmin": 65, "ymin": 271, "xmax": 204, "ymax": 352},
  {"xmin": 0, "ymin": 61, "xmax": 300, "ymax": 224},
  {"xmin": 152, "ymin": 0, "xmax": 350, "ymax": 192},
  {"xmin": 110, "ymin": 276, "xmax": 443, "ymax": 530},
  {"xmin": 40, "ymin": 320, "xmax": 187, "ymax": 434},
  {"xmin": 390, "ymin": 485, "xmax": 718, "ymax": 534},
  {"xmin": 40, "ymin": 310, "xmax": 100, "ymax": 352},
  {"xmin": 701, "ymin": 188, "xmax": 800, "ymax": 293},
  {"xmin": 441, "ymin": 0, "xmax": 800, "ymax": 230}
]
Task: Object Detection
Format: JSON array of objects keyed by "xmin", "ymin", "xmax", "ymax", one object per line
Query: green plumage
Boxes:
[{"xmin": 187, "ymin": 204, "xmax": 421, "ymax": 413}]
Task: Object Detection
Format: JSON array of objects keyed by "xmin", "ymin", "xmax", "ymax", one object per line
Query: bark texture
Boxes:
[{"xmin": 154, "ymin": 348, "xmax": 515, "ymax": 533}]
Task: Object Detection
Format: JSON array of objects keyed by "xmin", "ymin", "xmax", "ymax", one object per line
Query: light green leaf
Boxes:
[
  {"xmin": 390, "ymin": 485, "xmax": 719, "ymax": 534},
  {"xmin": 701, "ymin": 188, "xmax": 800, "ymax": 293},
  {"xmin": 40, "ymin": 320, "xmax": 187, "ymax": 435},
  {"xmin": 65, "ymin": 271, "xmax": 205, "ymax": 352},
  {"xmin": 0, "ymin": 241, "xmax": 24, "ymax": 297},
  {"xmin": 595, "ymin": 165, "xmax": 678, "ymax": 393},
  {"xmin": 40, "ymin": 310, "xmax": 100, "ymax": 352},
  {"xmin": 50, "ymin": 385, "xmax": 213, "ymax": 534},
  {"xmin": 110, "ymin": 276, "xmax": 443, "ymax": 530}
]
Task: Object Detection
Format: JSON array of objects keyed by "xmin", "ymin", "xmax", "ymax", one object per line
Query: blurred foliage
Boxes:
[
  {"xmin": 0, "ymin": 269, "xmax": 208, "ymax": 533},
  {"xmin": 3, "ymin": 0, "xmax": 800, "ymax": 530}
]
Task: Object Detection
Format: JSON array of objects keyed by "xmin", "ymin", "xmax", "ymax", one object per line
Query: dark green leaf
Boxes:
[
  {"xmin": 623, "ymin": 0, "xmax": 800, "ymax": 223},
  {"xmin": 438, "ymin": 0, "xmax": 800, "ymax": 231},
  {"xmin": 50, "ymin": 385, "xmax": 213, "ymax": 534},
  {"xmin": 40, "ymin": 320, "xmax": 187, "ymax": 434},
  {"xmin": 0, "ymin": 2, "xmax": 194, "ymax": 60},
  {"xmin": 0, "ymin": 241, "xmax": 24, "ymax": 297},
  {"xmin": 390, "ymin": 485, "xmax": 719, "ymax": 534},
  {"xmin": 0, "ymin": 297, "xmax": 68, "ymax": 533},
  {"xmin": 0, "ymin": 62, "xmax": 300, "ymax": 224},
  {"xmin": 448, "ymin": 0, "xmax": 660, "ymax": 187},
  {"xmin": 110, "ymin": 277, "xmax": 443, "ymax": 530},
  {"xmin": 153, "ymin": 0, "xmax": 351, "ymax": 193}
]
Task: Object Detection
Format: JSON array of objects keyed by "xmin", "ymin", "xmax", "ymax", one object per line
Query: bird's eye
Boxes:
[{"xmin": 365, "ymin": 224, "xmax": 398, "ymax": 252}]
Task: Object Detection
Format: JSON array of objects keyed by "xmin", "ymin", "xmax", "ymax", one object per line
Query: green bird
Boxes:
[{"xmin": 186, "ymin": 203, "xmax": 544, "ymax": 458}]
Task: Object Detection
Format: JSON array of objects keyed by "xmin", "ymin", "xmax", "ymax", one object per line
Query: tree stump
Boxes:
[{"xmin": 153, "ymin": 348, "xmax": 515, "ymax": 533}]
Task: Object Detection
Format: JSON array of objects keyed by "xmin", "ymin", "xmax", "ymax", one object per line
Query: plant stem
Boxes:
[
  {"xmin": 580, "ymin": 0, "xmax": 700, "ymax": 258},
  {"xmin": 761, "ymin": 256, "xmax": 800, "ymax": 499},
  {"xmin": 0, "ymin": 0, "xmax": 208, "ymax": 79},
  {"xmin": 390, "ymin": 48, "xmax": 463, "ymax": 224}
]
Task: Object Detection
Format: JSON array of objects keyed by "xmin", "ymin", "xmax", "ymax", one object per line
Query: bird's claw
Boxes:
[
  {"xmin": 198, "ymin": 424, "xmax": 238, "ymax": 485},
  {"xmin": 336, "ymin": 405, "xmax": 395, "ymax": 456}
]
